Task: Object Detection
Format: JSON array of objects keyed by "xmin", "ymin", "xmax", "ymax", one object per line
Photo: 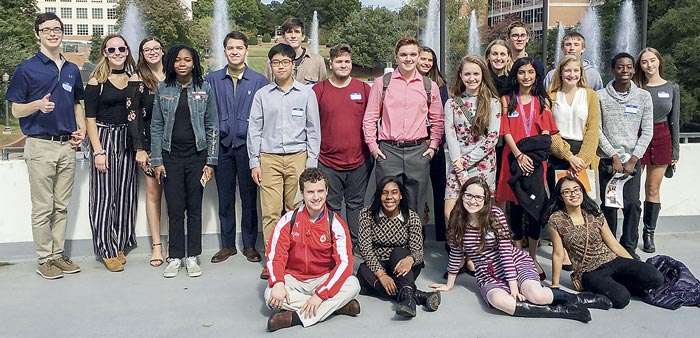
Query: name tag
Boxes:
[
  {"xmin": 350, "ymin": 92, "xmax": 362, "ymax": 101},
  {"xmin": 62, "ymin": 82, "xmax": 73, "ymax": 93},
  {"xmin": 624, "ymin": 105, "xmax": 638, "ymax": 115},
  {"xmin": 658, "ymin": 91, "xmax": 670, "ymax": 99},
  {"xmin": 193, "ymin": 92, "xmax": 207, "ymax": 100},
  {"xmin": 507, "ymin": 110, "xmax": 519, "ymax": 118},
  {"xmin": 291, "ymin": 107, "xmax": 304, "ymax": 117}
]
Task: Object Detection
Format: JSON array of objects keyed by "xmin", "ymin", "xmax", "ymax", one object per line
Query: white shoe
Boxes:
[
  {"xmin": 163, "ymin": 258, "xmax": 181, "ymax": 278},
  {"xmin": 185, "ymin": 256, "xmax": 202, "ymax": 277}
]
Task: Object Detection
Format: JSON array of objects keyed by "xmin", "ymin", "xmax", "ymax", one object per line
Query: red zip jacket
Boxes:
[{"xmin": 266, "ymin": 204, "xmax": 354, "ymax": 300}]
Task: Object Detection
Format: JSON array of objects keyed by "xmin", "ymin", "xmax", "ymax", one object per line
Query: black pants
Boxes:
[
  {"xmin": 598, "ymin": 159, "xmax": 642, "ymax": 253},
  {"xmin": 508, "ymin": 203, "xmax": 542, "ymax": 241},
  {"xmin": 357, "ymin": 247, "xmax": 423, "ymax": 299},
  {"xmin": 163, "ymin": 154, "xmax": 206, "ymax": 259},
  {"xmin": 216, "ymin": 144, "xmax": 258, "ymax": 249},
  {"xmin": 430, "ymin": 143, "xmax": 447, "ymax": 241},
  {"xmin": 581, "ymin": 257, "xmax": 663, "ymax": 308}
]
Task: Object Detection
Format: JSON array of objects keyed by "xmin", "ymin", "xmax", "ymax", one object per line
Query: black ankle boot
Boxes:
[
  {"xmin": 414, "ymin": 289, "xmax": 441, "ymax": 311},
  {"xmin": 396, "ymin": 287, "xmax": 417, "ymax": 317},
  {"xmin": 551, "ymin": 289, "xmax": 612, "ymax": 310},
  {"xmin": 513, "ymin": 302, "xmax": 591, "ymax": 322},
  {"xmin": 643, "ymin": 201, "xmax": 660, "ymax": 253}
]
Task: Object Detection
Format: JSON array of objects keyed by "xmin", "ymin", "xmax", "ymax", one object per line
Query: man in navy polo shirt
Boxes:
[
  {"xmin": 6, "ymin": 13, "xmax": 86, "ymax": 280},
  {"xmin": 205, "ymin": 31, "xmax": 268, "ymax": 264}
]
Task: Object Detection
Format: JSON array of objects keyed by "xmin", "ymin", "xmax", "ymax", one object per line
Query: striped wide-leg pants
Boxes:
[{"xmin": 89, "ymin": 123, "xmax": 138, "ymax": 258}]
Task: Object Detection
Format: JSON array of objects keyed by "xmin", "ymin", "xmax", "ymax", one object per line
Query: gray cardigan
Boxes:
[{"xmin": 596, "ymin": 81, "xmax": 653, "ymax": 160}]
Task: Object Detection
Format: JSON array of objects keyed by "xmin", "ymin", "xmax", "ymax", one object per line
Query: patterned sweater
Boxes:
[
  {"xmin": 596, "ymin": 81, "xmax": 653, "ymax": 160},
  {"xmin": 358, "ymin": 207, "xmax": 424, "ymax": 273}
]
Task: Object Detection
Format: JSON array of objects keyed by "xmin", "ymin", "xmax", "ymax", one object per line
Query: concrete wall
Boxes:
[{"xmin": 2, "ymin": 144, "xmax": 699, "ymax": 245}]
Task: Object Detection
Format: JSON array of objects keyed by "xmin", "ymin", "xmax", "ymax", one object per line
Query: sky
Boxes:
[{"xmin": 260, "ymin": 0, "xmax": 405, "ymax": 11}]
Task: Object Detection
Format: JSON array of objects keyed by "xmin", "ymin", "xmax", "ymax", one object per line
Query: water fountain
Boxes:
[
  {"xmin": 120, "ymin": 1, "xmax": 147, "ymax": 62},
  {"xmin": 580, "ymin": 5, "xmax": 602, "ymax": 71},
  {"xmin": 310, "ymin": 11, "xmax": 319, "ymax": 55},
  {"xmin": 554, "ymin": 22, "xmax": 565, "ymax": 67},
  {"xmin": 210, "ymin": 0, "xmax": 230, "ymax": 70},
  {"xmin": 467, "ymin": 10, "xmax": 480, "ymax": 56},
  {"xmin": 615, "ymin": 0, "xmax": 638, "ymax": 55},
  {"xmin": 423, "ymin": 0, "xmax": 440, "ymax": 67}
]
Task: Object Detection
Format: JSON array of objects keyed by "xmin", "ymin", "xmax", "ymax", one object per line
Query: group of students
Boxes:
[{"xmin": 9, "ymin": 13, "xmax": 678, "ymax": 331}]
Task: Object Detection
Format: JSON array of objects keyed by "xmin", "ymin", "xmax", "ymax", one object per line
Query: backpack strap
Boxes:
[
  {"xmin": 381, "ymin": 73, "xmax": 432, "ymax": 108},
  {"xmin": 289, "ymin": 207, "xmax": 336, "ymax": 244}
]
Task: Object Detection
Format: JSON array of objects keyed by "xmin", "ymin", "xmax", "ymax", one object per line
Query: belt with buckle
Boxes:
[
  {"xmin": 30, "ymin": 134, "xmax": 72, "ymax": 142},
  {"xmin": 382, "ymin": 138, "xmax": 428, "ymax": 148}
]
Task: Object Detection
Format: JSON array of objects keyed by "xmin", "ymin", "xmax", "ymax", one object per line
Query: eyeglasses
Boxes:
[
  {"xmin": 271, "ymin": 59, "xmax": 292, "ymax": 67},
  {"xmin": 561, "ymin": 186, "xmax": 582, "ymax": 197},
  {"xmin": 106, "ymin": 46, "xmax": 127, "ymax": 54},
  {"xmin": 142, "ymin": 47, "xmax": 162, "ymax": 54},
  {"xmin": 39, "ymin": 27, "xmax": 63, "ymax": 35},
  {"xmin": 463, "ymin": 193, "xmax": 486, "ymax": 202},
  {"xmin": 510, "ymin": 33, "xmax": 528, "ymax": 40}
]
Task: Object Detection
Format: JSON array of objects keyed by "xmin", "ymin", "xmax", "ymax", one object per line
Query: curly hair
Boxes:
[{"xmin": 298, "ymin": 168, "xmax": 328, "ymax": 192}]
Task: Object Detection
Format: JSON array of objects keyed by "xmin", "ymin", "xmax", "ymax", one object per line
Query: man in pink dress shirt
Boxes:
[{"xmin": 362, "ymin": 37, "xmax": 445, "ymax": 214}]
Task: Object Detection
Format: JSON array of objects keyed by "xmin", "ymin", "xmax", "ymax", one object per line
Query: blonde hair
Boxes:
[
  {"xmin": 549, "ymin": 55, "xmax": 588, "ymax": 93},
  {"xmin": 484, "ymin": 39, "xmax": 512, "ymax": 76},
  {"xmin": 90, "ymin": 34, "xmax": 136, "ymax": 84},
  {"xmin": 449, "ymin": 55, "xmax": 498, "ymax": 138}
]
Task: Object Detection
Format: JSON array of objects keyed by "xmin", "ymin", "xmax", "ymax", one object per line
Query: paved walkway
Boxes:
[{"xmin": 2, "ymin": 232, "xmax": 699, "ymax": 338}]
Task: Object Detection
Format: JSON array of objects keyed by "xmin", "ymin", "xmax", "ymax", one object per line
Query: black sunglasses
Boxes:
[{"xmin": 106, "ymin": 46, "xmax": 127, "ymax": 54}]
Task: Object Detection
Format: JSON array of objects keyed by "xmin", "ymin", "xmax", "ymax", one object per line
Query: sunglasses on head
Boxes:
[{"xmin": 106, "ymin": 46, "xmax": 127, "ymax": 54}]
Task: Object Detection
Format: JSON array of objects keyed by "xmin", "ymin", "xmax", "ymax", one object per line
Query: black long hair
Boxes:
[
  {"xmin": 369, "ymin": 176, "xmax": 411, "ymax": 225},
  {"xmin": 506, "ymin": 57, "xmax": 551, "ymax": 115},
  {"xmin": 163, "ymin": 44, "xmax": 204, "ymax": 88},
  {"xmin": 544, "ymin": 175, "xmax": 602, "ymax": 223}
]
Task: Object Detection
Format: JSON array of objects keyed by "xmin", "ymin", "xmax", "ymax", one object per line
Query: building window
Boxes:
[
  {"xmin": 92, "ymin": 0, "xmax": 102, "ymax": 2},
  {"xmin": 77, "ymin": 24, "xmax": 89, "ymax": 36},
  {"xmin": 45, "ymin": 0, "xmax": 56, "ymax": 2},
  {"xmin": 108, "ymin": 25, "xmax": 117, "ymax": 34},
  {"xmin": 107, "ymin": 0, "xmax": 118, "ymax": 2},
  {"xmin": 60, "ymin": 8, "xmax": 72, "ymax": 19},
  {"xmin": 107, "ymin": 8, "xmax": 117, "ymax": 20},
  {"xmin": 60, "ymin": 0, "xmax": 71, "ymax": 2},
  {"xmin": 76, "ymin": 0, "xmax": 87, "ymax": 2},
  {"xmin": 76, "ymin": 8, "xmax": 87, "ymax": 19},
  {"xmin": 93, "ymin": 24, "xmax": 104, "ymax": 36},
  {"xmin": 45, "ymin": 7, "xmax": 56, "ymax": 13},
  {"xmin": 63, "ymin": 24, "xmax": 73, "ymax": 35},
  {"xmin": 92, "ymin": 8, "xmax": 103, "ymax": 19}
]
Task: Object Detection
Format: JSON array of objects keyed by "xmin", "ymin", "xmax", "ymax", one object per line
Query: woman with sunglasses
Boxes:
[
  {"xmin": 430, "ymin": 177, "xmax": 610, "ymax": 322},
  {"xmin": 546, "ymin": 176, "xmax": 663, "ymax": 308},
  {"xmin": 151, "ymin": 45, "xmax": 218, "ymax": 278},
  {"xmin": 85, "ymin": 35, "xmax": 138, "ymax": 272},
  {"xmin": 126, "ymin": 37, "xmax": 168, "ymax": 267}
]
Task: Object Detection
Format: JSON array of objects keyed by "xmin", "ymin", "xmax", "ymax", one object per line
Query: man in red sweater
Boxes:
[{"xmin": 264, "ymin": 168, "xmax": 361, "ymax": 331}]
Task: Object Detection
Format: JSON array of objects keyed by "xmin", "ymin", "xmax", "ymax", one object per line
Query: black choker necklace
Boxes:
[{"xmin": 111, "ymin": 68, "xmax": 126, "ymax": 74}]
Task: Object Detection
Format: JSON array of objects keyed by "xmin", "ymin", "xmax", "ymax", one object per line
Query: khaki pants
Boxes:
[
  {"xmin": 259, "ymin": 152, "xmax": 306, "ymax": 246},
  {"xmin": 264, "ymin": 274, "xmax": 360, "ymax": 327},
  {"xmin": 23, "ymin": 137, "xmax": 76, "ymax": 263}
]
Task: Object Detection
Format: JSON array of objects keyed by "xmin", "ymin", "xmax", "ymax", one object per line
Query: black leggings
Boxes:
[
  {"xmin": 581, "ymin": 257, "xmax": 663, "ymax": 308},
  {"xmin": 508, "ymin": 203, "xmax": 542, "ymax": 241},
  {"xmin": 357, "ymin": 247, "xmax": 423, "ymax": 299}
]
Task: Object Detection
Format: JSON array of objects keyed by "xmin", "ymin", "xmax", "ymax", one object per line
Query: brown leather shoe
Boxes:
[
  {"xmin": 242, "ymin": 247, "xmax": 262, "ymax": 262},
  {"xmin": 117, "ymin": 251, "xmax": 126, "ymax": 265},
  {"xmin": 211, "ymin": 247, "xmax": 237, "ymax": 263},
  {"xmin": 334, "ymin": 299, "xmax": 360, "ymax": 316},
  {"xmin": 103, "ymin": 257, "xmax": 124, "ymax": 272},
  {"xmin": 260, "ymin": 267, "xmax": 269, "ymax": 280},
  {"xmin": 267, "ymin": 311, "xmax": 293, "ymax": 332}
]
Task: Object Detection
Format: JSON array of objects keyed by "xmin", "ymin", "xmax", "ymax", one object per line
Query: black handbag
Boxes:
[{"xmin": 665, "ymin": 164, "xmax": 676, "ymax": 178}]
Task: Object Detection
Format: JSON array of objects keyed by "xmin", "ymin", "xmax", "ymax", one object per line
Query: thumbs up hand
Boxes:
[{"xmin": 38, "ymin": 93, "xmax": 55, "ymax": 113}]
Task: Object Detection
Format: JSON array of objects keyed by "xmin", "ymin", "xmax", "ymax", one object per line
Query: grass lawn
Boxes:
[{"xmin": 0, "ymin": 116, "xmax": 23, "ymax": 147}]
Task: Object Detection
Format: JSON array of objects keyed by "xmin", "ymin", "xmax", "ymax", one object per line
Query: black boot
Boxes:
[
  {"xmin": 513, "ymin": 301, "xmax": 591, "ymax": 322},
  {"xmin": 551, "ymin": 288, "xmax": 613, "ymax": 310},
  {"xmin": 414, "ymin": 289, "xmax": 441, "ymax": 311},
  {"xmin": 643, "ymin": 201, "xmax": 660, "ymax": 253},
  {"xmin": 396, "ymin": 287, "xmax": 417, "ymax": 317}
]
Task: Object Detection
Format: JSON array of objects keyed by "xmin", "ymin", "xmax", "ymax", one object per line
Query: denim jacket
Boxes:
[{"xmin": 150, "ymin": 80, "xmax": 219, "ymax": 167}]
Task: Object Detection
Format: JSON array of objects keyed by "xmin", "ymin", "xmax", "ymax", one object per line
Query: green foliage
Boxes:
[
  {"xmin": 116, "ymin": 0, "xmax": 190, "ymax": 47},
  {"xmin": 248, "ymin": 33, "xmax": 258, "ymax": 46},
  {"xmin": 328, "ymin": 7, "xmax": 414, "ymax": 69},
  {"xmin": 88, "ymin": 33, "xmax": 103, "ymax": 63},
  {"xmin": 269, "ymin": 0, "xmax": 361, "ymax": 32},
  {"xmin": 262, "ymin": 33, "xmax": 272, "ymax": 43},
  {"xmin": 193, "ymin": 0, "xmax": 263, "ymax": 34},
  {"xmin": 0, "ymin": 0, "xmax": 37, "ymax": 77}
]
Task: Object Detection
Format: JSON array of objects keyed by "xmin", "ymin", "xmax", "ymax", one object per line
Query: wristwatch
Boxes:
[{"xmin": 93, "ymin": 149, "xmax": 107, "ymax": 157}]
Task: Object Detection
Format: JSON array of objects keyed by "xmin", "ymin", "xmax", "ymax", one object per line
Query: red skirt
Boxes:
[{"xmin": 641, "ymin": 121, "xmax": 672, "ymax": 165}]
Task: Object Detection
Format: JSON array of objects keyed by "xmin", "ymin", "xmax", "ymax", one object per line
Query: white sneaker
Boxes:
[
  {"xmin": 163, "ymin": 258, "xmax": 181, "ymax": 278},
  {"xmin": 185, "ymin": 256, "xmax": 202, "ymax": 277}
]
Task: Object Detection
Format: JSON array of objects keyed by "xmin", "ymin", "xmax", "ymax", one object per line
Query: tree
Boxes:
[
  {"xmin": 115, "ymin": 0, "xmax": 190, "ymax": 47},
  {"xmin": 0, "ymin": 0, "xmax": 37, "ymax": 76},
  {"xmin": 328, "ymin": 7, "xmax": 414, "ymax": 69},
  {"xmin": 193, "ymin": 0, "xmax": 263, "ymax": 34},
  {"xmin": 88, "ymin": 33, "xmax": 103, "ymax": 63}
]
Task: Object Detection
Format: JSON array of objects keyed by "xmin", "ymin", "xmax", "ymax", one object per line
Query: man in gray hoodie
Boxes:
[
  {"xmin": 544, "ymin": 32, "xmax": 603, "ymax": 91},
  {"xmin": 597, "ymin": 52, "xmax": 653, "ymax": 259}
]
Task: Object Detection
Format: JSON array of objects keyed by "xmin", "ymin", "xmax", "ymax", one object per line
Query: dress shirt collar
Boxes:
[{"xmin": 379, "ymin": 209, "xmax": 405, "ymax": 222}]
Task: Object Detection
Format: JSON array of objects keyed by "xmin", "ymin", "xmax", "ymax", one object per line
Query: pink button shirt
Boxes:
[{"xmin": 362, "ymin": 69, "xmax": 445, "ymax": 153}]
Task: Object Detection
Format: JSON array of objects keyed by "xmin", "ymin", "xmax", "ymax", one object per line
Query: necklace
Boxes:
[
  {"xmin": 111, "ymin": 68, "xmax": 126, "ymax": 74},
  {"xmin": 517, "ymin": 92, "xmax": 535, "ymax": 137}
]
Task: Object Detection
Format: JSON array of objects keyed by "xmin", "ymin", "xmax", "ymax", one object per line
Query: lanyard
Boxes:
[{"xmin": 517, "ymin": 93, "xmax": 535, "ymax": 137}]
